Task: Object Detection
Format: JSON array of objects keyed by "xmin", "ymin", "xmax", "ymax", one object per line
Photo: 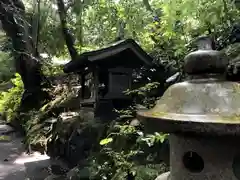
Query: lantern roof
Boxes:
[
  {"xmin": 137, "ymin": 36, "xmax": 240, "ymax": 136},
  {"xmin": 63, "ymin": 39, "xmax": 158, "ymax": 73}
]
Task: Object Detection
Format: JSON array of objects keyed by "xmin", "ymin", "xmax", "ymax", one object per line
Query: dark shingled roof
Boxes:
[{"xmin": 63, "ymin": 39, "xmax": 156, "ymax": 73}]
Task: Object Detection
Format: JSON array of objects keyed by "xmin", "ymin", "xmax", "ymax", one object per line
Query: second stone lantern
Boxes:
[{"xmin": 137, "ymin": 36, "xmax": 240, "ymax": 180}]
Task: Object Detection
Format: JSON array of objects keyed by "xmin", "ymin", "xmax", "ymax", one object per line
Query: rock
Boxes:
[
  {"xmin": 165, "ymin": 72, "xmax": 181, "ymax": 83},
  {"xmin": 67, "ymin": 167, "xmax": 90, "ymax": 180},
  {"xmin": 51, "ymin": 164, "xmax": 68, "ymax": 175},
  {"xmin": 155, "ymin": 171, "xmax": 170, "ymax": 180},
  {"xmin": 44, "ymin": 174, "xmax": 65, "ymax": 180},
  {"xmin": 47, "ymin": 111, "xmax": 104, "ymax": 166},
  {"xmin": 135, "ymin": 104, "xmax": 148, "ymax": 111},
  {"xmin": 66, "ymin": 167, "xmax": 79, "ymax": 180},
  {"xmin": 44, "ymin": 175, "xmax": 57, "ymax": 180},
  {"xmin": 130, "ymin": 119, "xmax": 140, "ymax": 126},
  {"xmin": 0, "ymin": 124, "xmax": 15, "ymax": 134}
]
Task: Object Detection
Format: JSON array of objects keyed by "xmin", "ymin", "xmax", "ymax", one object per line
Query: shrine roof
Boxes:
[{"xmin": 63, "ymin": 39, "xmax": 157, "ymax": 73}]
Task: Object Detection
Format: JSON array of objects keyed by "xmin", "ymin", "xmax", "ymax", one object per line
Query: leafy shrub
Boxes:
[
  {"xmin": 84, "ymin": 110, "xmax": 168, "ymax": 180},
  {"xmin": 125, "ymin": 82, "xmax": 161, "ymax": 108},
  {"xmin": 0, "ymin": 51, "xmax": 14, "ymax": 82},
  {"xmin": 0, "ymin": 73, "xmax": 24, "ymax": 122},
  {"xmin": 42, "ymin": 61, "xmax": 63, "ymax": 76},
  {"xmin": 68, "ymin": 82, "xmax": 170, "ymax": 180}
]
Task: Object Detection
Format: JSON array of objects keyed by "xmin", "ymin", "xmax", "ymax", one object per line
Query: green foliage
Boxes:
[
  {"xmin": 78, "ymin": 79, "xmax": 170, "ymax": 179},
  {"xmin": 71, "ymin": 81, "xmax": 168, "ymax": 179},
  {"xmin": 21, "ymin": 79, "xmax": 169, "ymax": 179},
  {"xmin": 125, "ymin": 82, "xmax": 160, "ymax": 96},
  {"xmin": 0, "ymin": 0, "xmax": 239, "ymax": 179},
  {"xmin": 41, "ymin": 61, "xmax": 63, "ymax": 76},
  {"xmin": 2, "ymin": 0, "xmax": 239, "ymax": 74},
  {"xmin": 83, "ymin": 114, "xmax": 168, "ymax": 180},
  {"xmin": 125, "ymin": 82, "xmax": 161, "ymax": 108},
  {"xmin": 0, "ymin": 73, "xmax": 24, "ymax": 122},
  {"xmin": 0, "ymin": 51, "xmax": 14, "ymax": 82},
  {"xmin": 100, "ymin": 137, "xmax": 113, "ymax": 145},
  {"xmin": 22, "ymin": 84, "xmax": 79, "ymax": 150},
  {"xmin": 141, "ymin": 133, "xmax": 168, "ymax": 146}
]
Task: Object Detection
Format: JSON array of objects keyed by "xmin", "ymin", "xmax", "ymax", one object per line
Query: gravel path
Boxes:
[{"xmin": 0, "ymin": 124, "xmax": 52, "ymax": 180}]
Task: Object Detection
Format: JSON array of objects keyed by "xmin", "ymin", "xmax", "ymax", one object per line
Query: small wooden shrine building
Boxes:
[{"xmin": 63, "ymin": 39, "xmax": 163, "ymax": 121}]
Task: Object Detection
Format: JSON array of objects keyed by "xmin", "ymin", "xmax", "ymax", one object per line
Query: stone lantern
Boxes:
[{"xmin": 137, "ymin": 36, "xmax": 240, "ymax": 180}]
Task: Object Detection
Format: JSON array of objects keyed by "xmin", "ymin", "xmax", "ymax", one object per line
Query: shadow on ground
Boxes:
[{"xmin": 0, "ymin": 125, "xmax": 52, "ymax": 180}]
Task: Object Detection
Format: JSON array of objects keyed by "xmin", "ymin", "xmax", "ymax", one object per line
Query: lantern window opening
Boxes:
[{"xmin": 182, "ymin": 151, "xmax": 204, "ymax": 173}]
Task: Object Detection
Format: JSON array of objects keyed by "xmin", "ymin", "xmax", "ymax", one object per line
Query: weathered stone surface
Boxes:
[
  {"xmin": 138, "ymin": 39, "xmax": 240, "ymax": 180},
  {"xmin": 44, "ymin": 174, "xmax": 65, "ymax": 180},
  {"xmin": 138, "ymin": 80, "xmax": 240, "ymax": 136},
  {"xmin": 155, "ymin": 171, "xmax": 170, "ymax": 180},
  {"xmin": 66, "ymin": 167, "xmax": 91, "ymax": 180},
  {"xmin": 169, "ymin": 134, "xmax": 240, "ymax": 180},
  {"xmin": 0, "ymin": 124, "xmax": 15, "ymax": 134},
  {"xmin": 47, "ymin": 112, "xmax": 105, "ymax": 167},
  {"xmin": 66, "ymin": 167, "xmax": 79, "ymax": 180}
]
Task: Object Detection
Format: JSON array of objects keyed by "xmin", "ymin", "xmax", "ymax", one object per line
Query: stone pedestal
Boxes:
[{"xmin": 168, "ymin": 134, "xmax": 240, "ymax": 180}]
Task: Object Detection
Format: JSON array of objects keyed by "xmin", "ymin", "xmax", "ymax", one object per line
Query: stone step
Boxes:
[{"xmin": 0, "ymin": 124, "xmax": 15, "ymax": 135}]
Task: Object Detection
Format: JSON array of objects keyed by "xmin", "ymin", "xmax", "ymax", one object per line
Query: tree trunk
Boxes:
[
  {"xmin": 143, "ymin": 0, "xmax": 153, "ymax": 12},
  {"xmin": 56, "ymin": 0, "xmax": 78, "ymax": 61},
  {"xmin": 0, "ymin": 0, "xmax": 49, "ymax": 111}
]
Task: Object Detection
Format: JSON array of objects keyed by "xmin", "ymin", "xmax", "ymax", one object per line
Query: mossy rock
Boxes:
[
  {"xmin": 54, "ymin": 112, "xmax": 82, "ymax": 137},
  {"xmin": 67, "ymin": 167, "xmax": 90, "ymax": 180},
  {"xmin": 133, "ymin": 163, "xmax": 169, "ymax": 180},
  {"xmin": 47, "ymin": 112, "xmax": 107, "ymax": 166}
]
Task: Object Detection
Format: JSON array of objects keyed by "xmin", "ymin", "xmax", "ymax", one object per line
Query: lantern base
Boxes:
[
  {"xmin": 155, "ymin": 171, "xmax": 170, "ymax": 180},
  {"xmin": 169, "ymin": 134, "xmax": 240, "ymax": 180}
]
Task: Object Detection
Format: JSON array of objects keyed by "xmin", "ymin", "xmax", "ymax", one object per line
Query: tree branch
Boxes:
[
  {"xmin": 222, "ymin": 0, "xmax": 233, "ymax": 25},
  {"xmin": 31, "ymin": 0, "xmax": 41, "ymax": 57},
  {"xmin": 116, "ymin": 20, "xmax": 126, "ymax": 40},
  {"xmin": 143, "ymin": 0, "xmax": 153, "ymax": 12},
  {"xmin": 65, "ymin": 0, "xmax": 75, "ymax": 11},
  {"xmin": 56, "ymin": 0, "xmax": 78, "ymax": 60}
]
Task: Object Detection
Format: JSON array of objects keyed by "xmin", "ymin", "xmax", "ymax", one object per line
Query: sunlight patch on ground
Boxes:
[
  {"xmin": 0, "ymin": 135, "xmax": 11, "ymax": 141},
  {"xmin": 13, "ymin": 152, "xmax": 50, "ymax": 165}
]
